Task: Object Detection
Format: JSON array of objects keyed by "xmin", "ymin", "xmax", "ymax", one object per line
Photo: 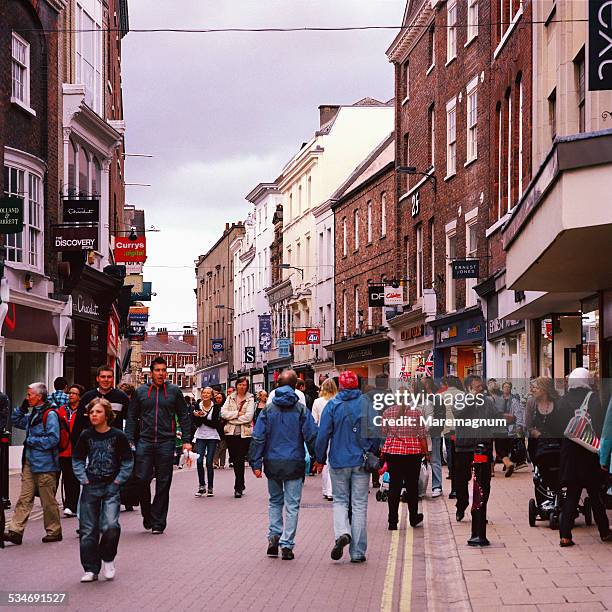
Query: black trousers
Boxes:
[
  {"xmin": 226, "ymin": 436, "xmax": 251, "ymax": 493},
  {"xmin": 59, "ymin": 456, "xmax": 80, "ymax": 513},
  {"xmin": 385, "ymin": 453, "xmax": 423, "ymax": 524},
  {"xmin": 560, "ymin": 482, "xmax": 610, "ymax": 540},
  {"xmin": 453, "ymin": 452, "xmax": 492, "ymax": 513}
]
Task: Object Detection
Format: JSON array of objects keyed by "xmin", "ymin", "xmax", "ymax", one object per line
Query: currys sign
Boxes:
[
  {"xmin": 589, "ymin": 0, "xmax": 612, "ymax": 91},
  {"xmin": 114, "ymin": 236, "xmax": 147, "ymax": 263}
]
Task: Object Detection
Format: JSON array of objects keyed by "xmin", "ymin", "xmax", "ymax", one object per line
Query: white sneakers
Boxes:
[
  {"xmin": 432, "ymin": 488, "xmax": 443, "ymax": 498},
  {"xmin": 101, "ymin": 561, "xmax": 116, "ymax": 580},
  {"xmin": 63, "ymin": 508, "xmax": 75, "ymax": 517},
  {"xmin": 80, "ymin": 572, "xmax": 98, "ymax": 583}
]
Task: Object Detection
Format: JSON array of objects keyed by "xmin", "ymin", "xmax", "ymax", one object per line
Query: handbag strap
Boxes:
[{"xmin": 575, "ymin": 391, "xmax": 593, "ymax": 418}]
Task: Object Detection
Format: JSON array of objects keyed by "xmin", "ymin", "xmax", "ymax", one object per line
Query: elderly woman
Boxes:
[
  {"xmin": 221, "ymin": 377, "xmax": 255, "ymax": 498},
  {"xmin": 557, "ymin": 368, "xmax": 611, "ymax": 547}
]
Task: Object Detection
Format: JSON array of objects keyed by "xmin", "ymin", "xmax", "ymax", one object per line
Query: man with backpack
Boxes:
[
  {"xmin": 48, "ymin": 377, "xmax": 69, "ymax": 409},
  {"xmin": 249, "ymin": 369, "xmax": 318, "ymax": 560},
  {"xmin": 3, "ymin": 383, "xmax": 62, "ymax": 545}
]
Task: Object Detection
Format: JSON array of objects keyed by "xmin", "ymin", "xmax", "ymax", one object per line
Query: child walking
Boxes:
[{"xmin": 72, "ymin": 398, "xmax": 133, "ymax": 583}]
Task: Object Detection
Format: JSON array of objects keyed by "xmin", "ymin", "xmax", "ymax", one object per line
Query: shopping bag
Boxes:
[
  {"xmin": 564, "ymin": 392, "xmax": 600, "ymax": 453},
  {"xmin": 418, "ymin": 459, "xmax": 430, "ymax": 498},
  {"xmin": 178, "ymin": 450, "xmax": 200, "ymax": 469}
]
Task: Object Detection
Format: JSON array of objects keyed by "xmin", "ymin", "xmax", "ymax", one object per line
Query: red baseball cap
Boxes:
[{"xmin": 339, "ymin": 370, "xmax": 359, "ymax": 390}]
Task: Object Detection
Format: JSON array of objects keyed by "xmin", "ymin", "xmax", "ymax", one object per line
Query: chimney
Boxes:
[
  {"xmin": 182, "ymin": 329, "xmax": 196, "ymax": 346},
  {"xmin": 319, "ymin": 105, "xmax": 340, "ymax": 128},
  {"xmin": 156, "ymin": 327, "xmax": 168, "ymax": 342}
]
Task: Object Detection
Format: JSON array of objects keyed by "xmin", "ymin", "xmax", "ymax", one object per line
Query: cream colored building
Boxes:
[{"xmin": 278, "ymin": 99, "xmax": 393, "ymax": 374}]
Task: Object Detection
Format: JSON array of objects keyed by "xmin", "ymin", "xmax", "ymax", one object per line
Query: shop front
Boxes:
[
  {"xmin": 327, "ymin": 334, "xmax": 390, "ymax": 384},
  {"xmin": 431, "ymin": 309, "xmax": 485, "ymax": 380}
]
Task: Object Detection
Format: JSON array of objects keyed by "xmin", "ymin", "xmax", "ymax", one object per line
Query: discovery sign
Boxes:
[{"xmin": 52, "ymin": 225, "xmax": 98, "ymax": 251}]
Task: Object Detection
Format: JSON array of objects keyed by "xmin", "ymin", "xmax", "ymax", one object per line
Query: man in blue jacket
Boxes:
[
  {"xmin": 4, "ymin": 383, "xmax": 62, "ymax": 545},
  {"xmin": 315, "ymin": 370, "xmax": 379, "ymax": 563},
  {"xmin": 125, "ymin": 357, "xmax": 192, "ymax": 534},
  {"xmin": 249, "ymin": 369, "xmax": 317, "ymax": 560}
]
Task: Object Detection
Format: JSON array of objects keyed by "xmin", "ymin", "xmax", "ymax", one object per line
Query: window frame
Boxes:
[
  {"xmin": 428, "ymin": 104, "xmax": 435, "ymax": 167},
  {"xmin": 353, "ymin": 209, "xmax": 359, "ymax": 251},
  {"xmin": 445, "ymin": 227, "xmax": 457, "ymax": 313},
  {"xmin": 76, "ymin": 0, "xmax": 103, "ymax": 116},
  {"xmin": 446, "ymin": 97, "xmax": 457, "ymax": 178},
  {"xmin": 381, "ymin": 192, "xmax": 387, "ymax": 237},
  {"xmin": 416, "ymin": 224, "xmax": 424, "ymax": 300},
  {"xmin": 466, "ymin": 76, "xmax": 479, "ymax": 163},
  {"xmin": 465, "ymin": 211, "xmax": 479, "ymax": 308},
  {"xmin": 447, "ymin": 0, "xmax": 458, "ymax": 63},
  {"xmin": 467, "ymin": 0, "xmax": 479, "ymax": 43},
  {"xmin": 367, "ymin": 200, "xmax": 373, "ymax": 243},
  {"xmin": 11, "ymin": 32, "xmax": 33, "ymax": 111}
]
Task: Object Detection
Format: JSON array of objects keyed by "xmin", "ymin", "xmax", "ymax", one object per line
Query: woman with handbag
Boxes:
[
  {"xmin": 557, "ymin": 368, "xmax": 611, "ymax": 547},
  {"xmin": 221, "ymin": 378, "xmax": 254, "ymax": 498},
  {"xmin": 381, "ymin": 398, "xmax": 429, "ymax": 530}
]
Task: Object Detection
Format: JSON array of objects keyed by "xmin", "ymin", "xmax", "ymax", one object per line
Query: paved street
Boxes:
[{"xmin": 3, "ymin": 462, "xmax": 612, "ymax": 611}]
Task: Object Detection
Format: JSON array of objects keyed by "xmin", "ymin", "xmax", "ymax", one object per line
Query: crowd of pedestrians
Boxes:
[{"xmin": 2, "ymin": 363, "xmax": 612, "ymax": 582}]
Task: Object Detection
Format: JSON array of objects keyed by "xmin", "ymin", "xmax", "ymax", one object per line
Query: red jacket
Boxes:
[{"xmin": 56, "ymin": 405, "xmax": 78, "ymax": 457}]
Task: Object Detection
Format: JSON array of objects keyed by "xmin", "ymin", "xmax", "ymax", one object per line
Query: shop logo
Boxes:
[
  {"xmin": 589, "ymin": 0, "xmax": 612, "ymax": 91},
  {"xmin": 75, "ymin": 294, "xmax": 100, "ymax": 317},
  {"xmin": 306, "ymin": 328, "xmax": 321, "ymax": 344},
  {"xmin": 368, "ymin": 285, "xmax": 385, "ymax": 307}
]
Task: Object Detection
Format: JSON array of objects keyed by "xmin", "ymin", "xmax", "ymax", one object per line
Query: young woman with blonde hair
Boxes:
[{"xmin": 312, "ymin": 378, "xmax": 338, "ymax": 500}]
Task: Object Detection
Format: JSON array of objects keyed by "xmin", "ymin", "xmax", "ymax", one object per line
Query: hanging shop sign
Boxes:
[
  {"xmin": 277, "ymin": 337, "xmax": 291, "ymax": 358},
  {"xmin": 212, "ymin": 338, "xmax": 224, "ymax": 352},
  {"xmin": 368, "ymin": 285, "xmax": 385, "ymax": 307},
  {"xmin": 589, "ymin": 0, "xmax": 612, "ymax": 91},
  {"xmin": 306, "ymin": 328, "xmax": 321, "ymax": 344},
  {"xmin": 131, "ymin": 282, "xmax": 152, "ymax": 302},
  {"xmin": 62, "ymin": 199, "xmax": 99, "ymax": 224},
  {"xmin": 244, "ymin": 346, "xmax": 256, "ymax": 363},
  {"xmin": 334, "ymin": 340, "xmax": 389, "ymax": 366},
  {"xmin": 114, "ymin": 236, "xmax": 147, "ymax": 263},
  {"xmin": 0, "ymin": 196, "xmax": 24, "ymax": 234},
  {"xmin": 452, "ymin": 259, "xmax": 480, "ymax": 279},
  {"xmin": 72, "ymin": 289, "xmax": 104, "ymax": 323},
  {"xmin": 383, "ymin": 285, "xmax": 404, "ymax": 306},
  {"xmin": 52, "ymin": 225, "xmax": 98, "ymax": 251},
  {"xmin": 294, "ymin": 330, "xmax": 308, "ymax": 345},
  {"xmin": 128, "ymin": 306, "xmax": 149, "ymax": 322},
  {"xmin": 127, "ymin": 322, "xmax": 145, "ymax": 341},
  {"xmin": 258, "ymin": 314, "xmax": 272, "ymax": 352}
]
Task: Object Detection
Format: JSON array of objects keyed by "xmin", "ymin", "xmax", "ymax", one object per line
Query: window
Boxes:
[
  {"xmin": 466, "ymin": 78, "xmax": 478, "ymax": 162},
  {"xmin": 428, "ymin": 104, "xmax": 435, "ymax": 166},
  {"xmin": 367, "ymin": 200, "xmax": 372, "ymax": 242},
  {"xmin": 402, "ymin": 133, "xmax": 410, "ymax": 192},
  {"xmin": 326, "ymin": 227, "xmax": 332, "ymax": 273},
  {"xmin": 507, "ymin": 91, "xmax": 512, "ymax": 211},
  {"xmin": 447, "ymin": 0, "xmax": 457, "ymax": 62},
  {"xmin": 3, "ymin": 163, "xmax": 43, "ymax": 270},
  {"xmin": 497, "ymin": 104, "xmax": 503, "ymax": 219},
  {"xmin": 465, "ymin": 220, "xmax": 478, "ymax": 307},
  {"xmin": 467, "ymin": 0, "xmax": 479, "ymax": 41},
  {"xmin": 354, "ymin": 286, "xmax": 360, "ymax": 332},
  {"xmin": 289, "ymin": 193, "xmax": 293, "ymax": 219},
  {"xmin": 416, "ymin": 225, "xmax": 423, "ymax": 299},
  {"xmin": 342, "ymin": 217, "xmax": 347, "ymax": 256},
  {"xmin": 429, "ymin": 220, "xmax": 435, "ymax": 284},
  {"xmin": 446, "ymin": 230, "xmax": 457, "ymax": 312},
  {"xmin": 296, "ymin": 241, "xmax": 301, "ymax": 269},
  {"xmin": 307, "ymin": 176, "xmax": 312, "ymax": 208},
  {"xmin": 76, "ymin": 1, "xmax": 103, "ymax": 115},
  {"xmin": 446, "ymin": 98, "xmax": 457, "ymax": 177},
  {"xmin": 381, "ymin": 192, "xmax": 387, "ymax": 237},
  {"xmin": 342, "ymin": 290, "xmax": 347, "ymax": 336},
  {"xmin": 548, "ymin": 88, "xmax": 557, "ymax": 143},
  {"xmin": 353, "ymin": 210, "xmax": 359, "ymax": 250},
  {"xmin": 11, "ymin": 33, "xmax": 31, "ymax": 107},
  {"xmin": 575, "ymin": 49, "xmax": 585, "ymax": 133},
  {"xmin": 367, "ymin": 280, "xmax": 373, "ymax": 328},
  {"xmin": 402, "ymin": 61, "xmax": 410, "ymax": 101},
  {"xmin": 298, "ymin": 184, "xmax": 302, "ymax": 214},
  {"xmin": 68, "ymin": 139, "xmax": 77, "ymax": 196},
  {"xmin": 517, "ymin": 77, "xmax": 524, "ymax": 197},
  {"xmin": 428, "ymin": 24, "xmax": 435, "ymax": 68},
  {"xmin": 92, "ymin": 157, "xmax": 101, "ymax": 196},
  {"xmin": 78, "ymin": 147, "xmax": 89, "ymax": 195}
]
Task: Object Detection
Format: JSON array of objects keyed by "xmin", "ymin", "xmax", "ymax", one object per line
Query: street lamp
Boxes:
[
  {"xmin": 396, "ymin": 166, "xmax": 437, "ymax": 192},
  {"xmin": 278, "ymin": 263, "xmax": 304, "ymax": 279}
]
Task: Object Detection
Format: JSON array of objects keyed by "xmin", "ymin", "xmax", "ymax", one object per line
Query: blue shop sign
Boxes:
[
  {"xmin": 434, "ymin": 315, "xmax": 485, "ymax": 348},
  {"xmin": 200, "ymin": 368, "xmax": 220, "ymax": 387},
  {"xmin": 277, "ymin": 338, "xmax": 291, "ymax": 358}
]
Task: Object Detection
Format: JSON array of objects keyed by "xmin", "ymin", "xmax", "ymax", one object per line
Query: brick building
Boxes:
[
  {"xmin": 0, "ymin": 0, "xmax": 72, "ymax": 432},
  {"xmin": 327, "ymin": 133, "xmax": 395, "ymax": 381},
  {"xmin": 141, "ymin": 328, "xmax": 197, "ymax": 393},
  {"xmin": 387, "ymin": 0, "xmax": 492, "ymax": 381}
]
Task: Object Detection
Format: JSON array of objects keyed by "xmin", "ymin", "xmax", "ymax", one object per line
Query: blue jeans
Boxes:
[
  {"xmin": 195, "ymin": 439, "xmax": 219, "ymax": 489},
  {"xmin": 329, "ymin": 466, "xmax": 370, "ymax": 560},
  {"xmin": 79, "ymin": 481, "xmax": 121, "ymax": 574},
  {"xmin": 267, "ymin": 477, "xmax": 304, "ymax": 549},
  {"xmin": 430, "ymin": 436, "xmax": 443, "ymax": 491},
  {"xmin": 134, "ymin": 439, "xmax": 175, "ymax": 531}
]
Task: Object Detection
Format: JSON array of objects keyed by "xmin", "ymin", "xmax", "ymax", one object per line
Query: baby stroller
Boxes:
[
  {"xmin": 528, "ymin": 440, "xmax": 592, "ymax": 529},
  {"xmin": 376, "ymin": 467, "xmax": 390, "ymax": 502}
]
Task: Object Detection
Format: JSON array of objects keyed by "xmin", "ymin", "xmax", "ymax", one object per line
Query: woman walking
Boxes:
[
  {"xmin": 557, "ymin": 368, "xmax": 611, "ymax": 547},
  {"xmin": 381, "ymin": 398, "xmax": 429, "ymax": 530},
  {"xmin": 221, "ymin": 378, "xmax": 254, "ymax": 498},
  {"xmin": 57, "ymin": 384, "xmax": 85, "ymax": 517},
  {"xmin": 212, "ymin": 391, "xmax": 227, "ymax": 468},
  {"xmin": 193, "ymin": 387, "xmax": 221, "ymax": 497},
  {"xmin": 312, "ymin": 378, "xmax": 338, "ymax": 501},
  {"xmin": 254, "ymin": 390, "xmax": 268, "ymax": 424}
]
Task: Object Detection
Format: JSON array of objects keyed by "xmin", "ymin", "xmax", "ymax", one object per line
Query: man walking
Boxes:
[
  {"xmin": 48, "ymin": 377, "xmax": 69, "ymax": 409},
  {"xmin": 125, "ymin": 357, "xmax": 192, "ymax": 534},
  {"xmin": 4, "ymin": 383, "xmax": 62, "ymax": 545},
  {"xmin": 249, "ymin": 370, "xmax": 317, "ymax": 560},
  {"xmin": 315, "ymin": 371, "xmax": 379, "ymax": 564}
]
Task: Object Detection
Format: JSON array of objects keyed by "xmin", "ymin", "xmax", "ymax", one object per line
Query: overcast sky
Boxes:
[{"xmin": 122, "ymin": 0, "xmax": 405, "ymax": 330}]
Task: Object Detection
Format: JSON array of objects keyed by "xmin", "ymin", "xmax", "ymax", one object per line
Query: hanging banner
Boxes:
[
  {"xmin": 0, "ymin": 196, "xmax": 24, "ymax": 234},
  {"xmin": 114, "ymin": 236, "xmax": 147, "ymax": 263},
  {"xmin": 258, "ymin": 314, "xmax": 272, "ymax": 352},
  {"xmin": 62, "ymin": 199, "xmax": 99, "ymax": 223},
  {"xmin": 589, "ymin": 0, "xmax": 612, "ymax": 91}
]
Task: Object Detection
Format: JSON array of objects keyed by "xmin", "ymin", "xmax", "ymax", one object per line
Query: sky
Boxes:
[{"xmin": 122, "ymin": 0, "xmax": 406, "ymax": 330}]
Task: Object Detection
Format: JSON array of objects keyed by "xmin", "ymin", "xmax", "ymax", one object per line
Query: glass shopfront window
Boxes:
[
  {"xmin": 582, "ymin": 295, "xmax": 600, "ymax": 378},
  {"xmin": 538, "ymin": 315, "xmax": 582, "ymax": 379}
]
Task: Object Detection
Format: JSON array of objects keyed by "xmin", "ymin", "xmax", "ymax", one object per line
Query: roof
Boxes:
[{"xmin": 141, "ymin": 335, "xmax": 197, "ymax": 354}]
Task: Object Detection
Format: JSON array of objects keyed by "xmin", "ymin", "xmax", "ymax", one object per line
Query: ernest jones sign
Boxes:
[{"xmin": 52, "ymin": 225, "xmax": 98, "ymax": 251}]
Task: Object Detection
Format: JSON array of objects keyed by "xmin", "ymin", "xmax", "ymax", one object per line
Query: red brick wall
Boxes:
[{"xmin": 334, "ymin": 166, "xmax": 395, "ymax": 340}]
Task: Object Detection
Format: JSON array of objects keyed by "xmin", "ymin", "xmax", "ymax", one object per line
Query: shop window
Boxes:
[{"xmin": 582, "ymin": 296, "xmax": 600, "ymax": 377}]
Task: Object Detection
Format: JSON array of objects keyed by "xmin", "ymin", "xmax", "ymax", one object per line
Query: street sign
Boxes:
[
  {"xmin": 368, "ymin": 285, "xmax": 385, "ymax": 307},
  {"xmin": 452, "ymin": 259, "xmax": 480, "ymax": 279},
  {"xmin": 52, "ymin": 225, "xmax": 98, "ymax": 251},
  {"xmin": 212, "ymin": 338, "xmax": 224, "ymax": 352},
  {"xmin": 244, "ymin": 346, "xmax": 256, "ymax": 363},
  {"xmin": 0, "ymin": 196, "xmax": 24, "ymax": 234},
  {"xmin": 306, "ymin": 328, "xmax": 320, "ymax": 344},
  {"xmin": 62, "ymin": 199, "xmax": 99, "ymax": 223}
]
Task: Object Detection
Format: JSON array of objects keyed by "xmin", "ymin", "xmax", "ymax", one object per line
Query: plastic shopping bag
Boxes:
[{"xmin": 418, "ymin": 459, "xmax": 430, "ymax": 499}]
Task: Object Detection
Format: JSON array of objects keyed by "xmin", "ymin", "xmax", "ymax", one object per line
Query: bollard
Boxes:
[
  {"xmin": 0, "ymin": 430, "xmax": 10, "ymax": 510},
  {"xmin": 467, "ymin": 443, "xmax": 490, "ymax": 547}
]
